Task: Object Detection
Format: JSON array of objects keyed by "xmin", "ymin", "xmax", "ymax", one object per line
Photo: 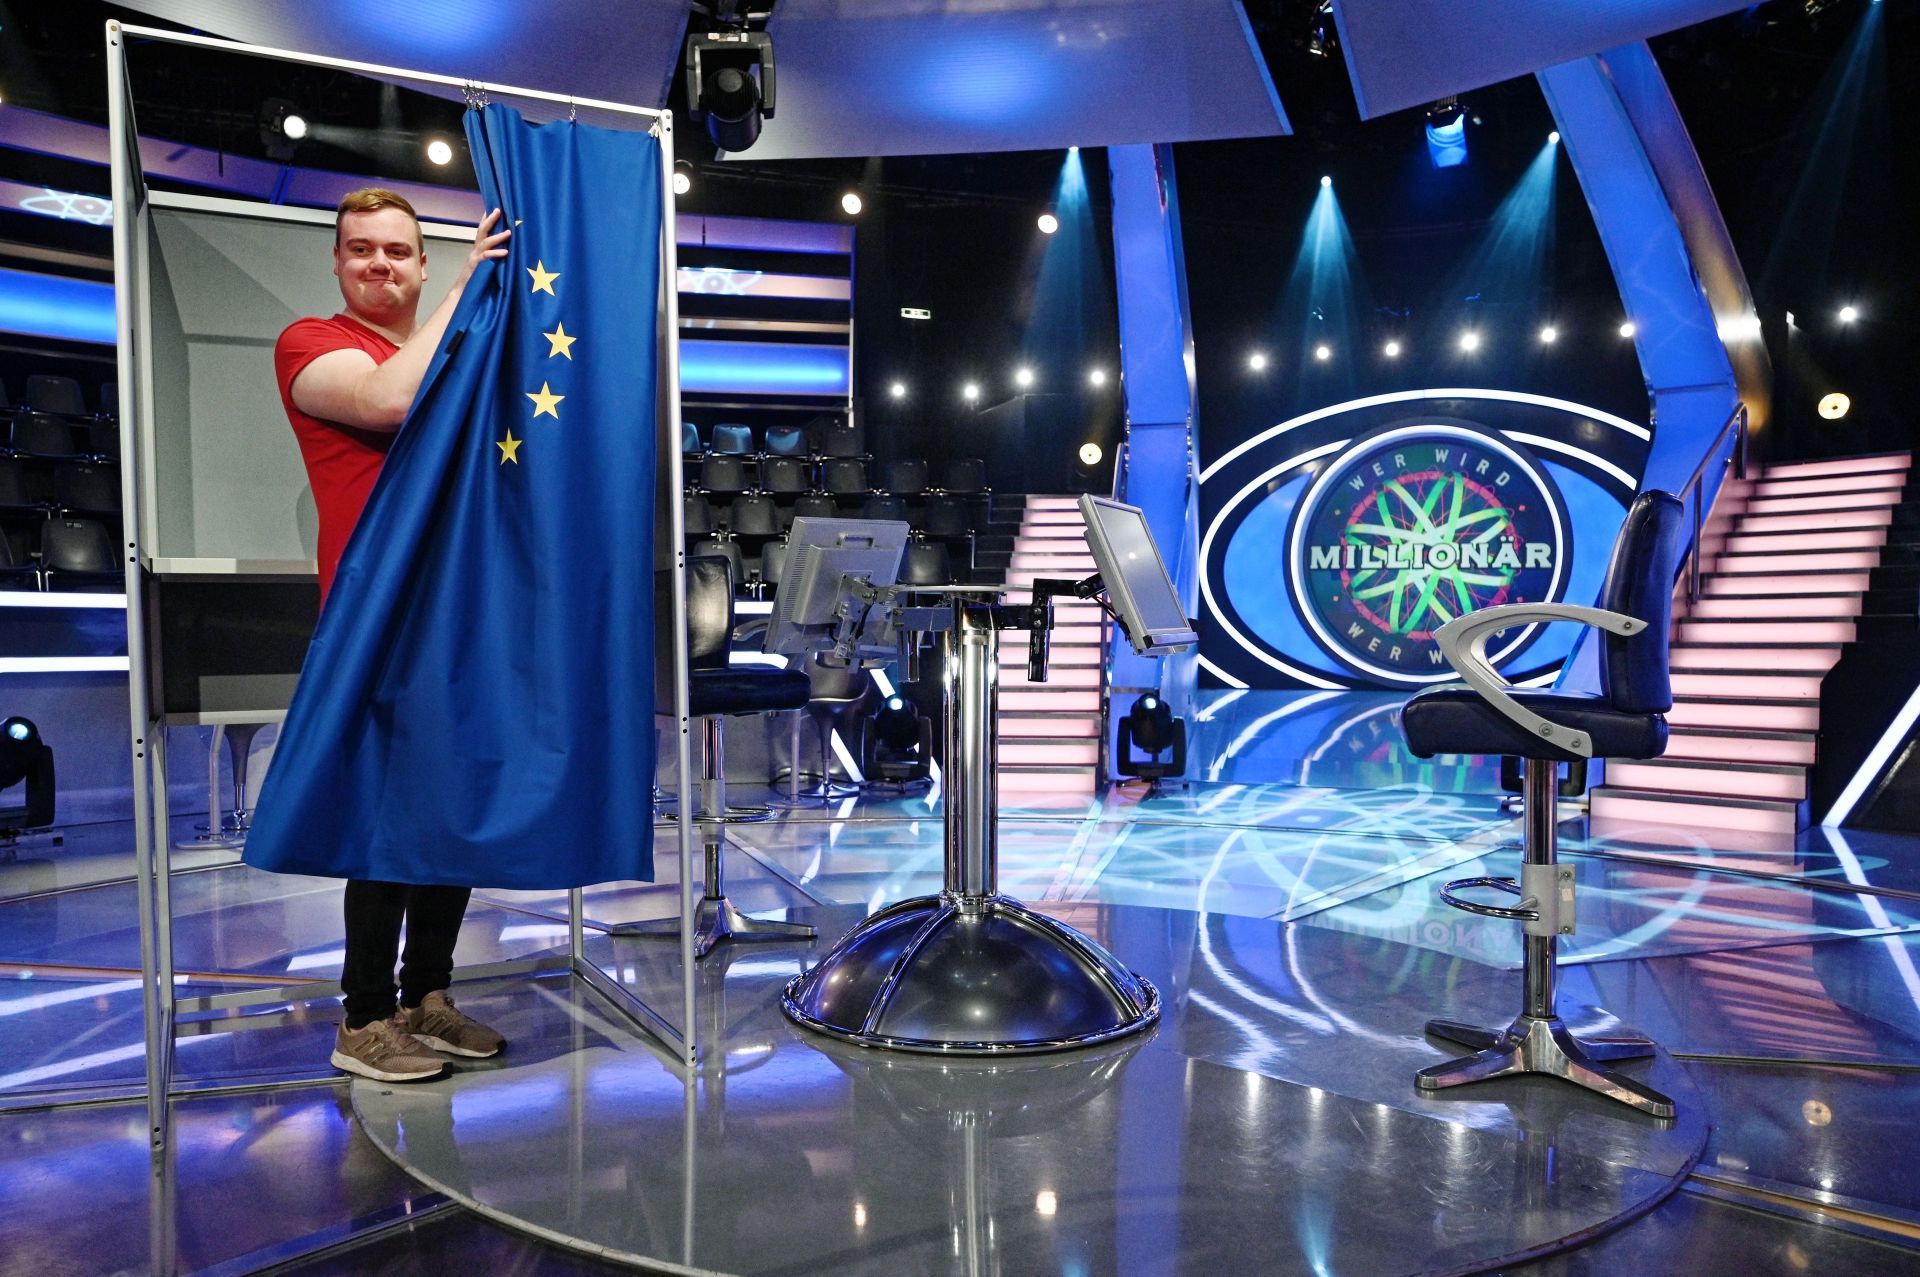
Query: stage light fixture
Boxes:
[
  {"xmin": 1539, "ymin": 325, "xmax": 1558, "ymax": 344},
  {"xmin": 1088, "ymin": 368, "xmax": 1107, "ymax": 387},
  {"xmin": 685, "ymin": 29, "xmax": 776, "ymax": 153},
  {"xmin": 864, "ymin": 696, "xmax": 932, "ymax": 787},
  {"xmin": 1038, "ymin": 213, "xmax": 1059, "ymax": 235},
  {"xmin": 1425, "ymin": 100, "xmax": 1469, "ymax": 169},
  {"xmin": 1247, "ymin": 352, "xmax": 1269, "ymax": 372},
  {"xmin": 888, "ymin": 381, "xmax": 907, "ymax": 400},
  {"xmin": 283, "ymin": 114, "xmax": 309, "ymax": 141},
  {"xmin": 1382, "ymin": 339, "xmax": 1402, "ymax": 358},
  {"xmin": 1079, "ymin": 442, "xmax": 1103, "ymax": 465},
  {"xmin": 1458, "ymin": 330, "xmax": 1481, "ymax": 352},
  {"xmin": 1015, "ymin": 367, "xmax": 1035, "ymax": 389},
  {"xmin": 962, "ymin": 382, "xmax": 980, "ymax": 403},
  {"xmin": 1819, "ymin": 392, "xmax": 1852, "ymax": 420},
  {"xmin": 1319, "ymin": 175, "xmax": 1332, "ymax": 188},
  {"xmin": 1839, "ymin": 304, "xmax": 1859, "ymax": 323},
  {"xmin": 0, "ymin": 715, "xmax": 54, "ymax": 837},
  {"xmin": 1306, "ymin": 1, "xmax": 1337, "ymax": 58},
  {"xmin": 1314, "ymin": 344, "xmax": 1331, "ymax": 362},
  {"xmin": 841, "ymin": 192, "xmax": 863, "ymax": 216},
  {"xmin": 672, "ymin": 163, "xmax": 693, "ymax": 196},
  {"xmin": 259, "ymin": 98, "xmax": 305, "ymax": 161},
  {"xmin": 1116, "ymin": 696, "xmax": 1186, "ymax": 795},
  {"xmin": 426, "ymin": 138, "xmax": 453, "ymax": 166},
  {"xmin": 1618, "ymin": 321, "xmax": 1637, "ymax": 339},
  {"xmin": 1548, "ymin": 131, "xmax": 1561, "ymax": 145}
]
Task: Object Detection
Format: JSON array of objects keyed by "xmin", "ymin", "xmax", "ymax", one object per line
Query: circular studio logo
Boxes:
[{"xmin": 1286, "ymin": 424, "xmax": 1568, "ymax": 684}]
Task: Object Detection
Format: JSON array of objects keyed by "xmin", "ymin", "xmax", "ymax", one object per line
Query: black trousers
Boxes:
[{"xmin": 341, "ymin": 879, "xmax": 472, "ymax": 1028}]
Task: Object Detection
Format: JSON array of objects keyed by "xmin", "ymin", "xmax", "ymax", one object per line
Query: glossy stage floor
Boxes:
[{"xmin": 5, "ymin": 771, "xmax": 1920, "ymax": 1274}]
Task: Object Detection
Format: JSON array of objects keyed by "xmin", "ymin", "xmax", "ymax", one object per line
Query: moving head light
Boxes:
[{"xmin": 686, "ymin": 30, "xmax": 776, "ymax": 154}]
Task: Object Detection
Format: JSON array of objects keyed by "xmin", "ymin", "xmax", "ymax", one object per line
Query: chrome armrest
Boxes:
[{"xmin": 1433, "ymin": 603, "xmax": 1647, "ymax": 759}]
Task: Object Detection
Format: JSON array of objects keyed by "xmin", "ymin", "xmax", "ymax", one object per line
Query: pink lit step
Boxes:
[
  {"xmin": 1678, "ymin": 618, "xmax": 1855, "ymax": 644},
  {"xmin": 1671, "ymin": 670, "xmax": 1822, "ymax": 699},
  {"xmin": 1747, "ymin": 491, "xmax": 1902, "ymax": 514},
  {"xmin": 999, "ymin": 713, "xmax": 1100, "ymax": 738},
  {"xmin": 1703, "ymin": 572, "xmax": 1870, "ymax": 596},
  {"xmin": 1667, "ymin": 697, "xmax": 1820, "ymax": 730},
  {"xmin": 1687, "ymin": 595, "xmax": 1860, "ymax": 620},
  {"xmin": 997, "ymin": 766, "xmax": 1098, "ymax": 793},
  {"xmin": 1002, "ymin": 664, "xmax": 1101, "ymax": 688},
  {"xmin": 1763, "ymin": 454, "xmax": 1909, "ymax": 479},
  {"xmin": 998, "ymin": 738, "xmax": 1100, "ymax": 766},
  {"xmin": 1608, "ymin": 759, "xmax": 1808, "ymax": 801},
  {"xmin": 1749, "ymin": 472, "xmax": 1907, "ymax": 497},
  {"xmin": 1736, "ymin": 508, "xmax": 1892, "ymax": 534},
  {"xmin": 1009, "ymin": 553, "xmax": 1097, "ymax": 572},
  {"xmin": 1723, "ymin": 529, "xmax": 1887, "ymax": 553},
  {"xmin": 1024, "ymin": 496, "xmax": 1084, "ymax": 510},
  {"xmin": 1670, "ymin": 644, "xmax": 1841, "ymax": 672},
  {"xmin": 1000, "ymin": 689, "xmax": 1101, "ymax": 711},
  {"xmin": 1588, "ymin": 814, "xmax": 1799, "ymax": 854},
  {"xmin": 1715, "ymin": 549, "xmax": 1880, "ymax": 572},
  {"xmin": 1589, "ymin": 787, "xmax": 1801, "ymax": 835},
  {"xmin": 1664, "ymin": 727, "xmax": 1816, "ymax": 766}
]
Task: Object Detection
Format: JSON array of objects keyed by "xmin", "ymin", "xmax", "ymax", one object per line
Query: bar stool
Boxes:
[
  {"xmin": 775, "ymin": 653, "xmax": 873, "ymax": 806},
  {"xmin": 174, "ymin": 722, "xmax": 270, "ymax": 851},
  {"xmin": 615, "ymin": 556, "xmax": 815, "ymax": 958},
  {"xmin": 1401, "ymin": 490, "xmax": 1689, "ymax": 1118}
]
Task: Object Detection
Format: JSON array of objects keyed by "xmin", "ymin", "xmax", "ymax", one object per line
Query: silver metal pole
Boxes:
[
  {"xmin": 943, "ymin": 602, "xmax": 999, "ymax": 904},
  {"xmin": 1522, "ymin": 759, "xmax": 1557, "ymax": 1021},
  {"xmin": 702, "ymin": 718, "xmax": 725, "ymax": 901}
]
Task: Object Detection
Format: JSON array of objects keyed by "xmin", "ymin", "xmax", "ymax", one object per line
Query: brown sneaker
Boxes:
[
  {"xmin": 330, "ymin": 1016, "xmax": 449, "ymax": 1083},
  {"xmin": 399, "ymin": 990, "xmax": 506, "ymax": 1059}
]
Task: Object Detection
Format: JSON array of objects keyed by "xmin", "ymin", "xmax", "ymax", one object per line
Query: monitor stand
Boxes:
[{"xmin": 781, "ymin": 594, "xmax": 1160, "ymax": 1053}]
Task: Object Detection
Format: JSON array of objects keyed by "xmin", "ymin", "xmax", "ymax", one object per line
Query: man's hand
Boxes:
[{"xmin": 453, "ymin": 208, "xmax": 512, "ymax": 291}]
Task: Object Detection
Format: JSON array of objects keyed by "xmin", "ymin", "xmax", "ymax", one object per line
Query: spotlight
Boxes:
[
  {"xmin": 888, "ymin": 381, "xmax": 907, "ymax": 400},
  {"xmin": 1014, "ymin": 367, "xmax": 1035, "ymax": 389},
  {"xmin": 864, "ymin": 696, "xmax": 932, "ymax": 788},
  {"xmin": 259, "ymin": 97, "xmax": 305, "ymax": 161},
  {"xmin": 1319, "ymin": 175, "xmax": 1332, "ymax": 188},
  {"xmin": 0, "ymin": 715, "xmax": 55, "ymax": 838},
  {"xmin": 672, "ymin": 163, "xmax": 693, "ymax": 196},
  {"xmin": 1069, "ymin": 146, "xmax": 1080, "ymax": 153},
  {"xmin": 1314, "ymin": 344, "xmax": 1331, "ymax": 362},
  {"xmin": 426, "ymin": 138, "xmax": 453, "ymax": 166},
  {"xmin": 1382, "ymin": 339, "xmax": 1402, "ymax": 358},
  {"xmin": 1548, "ymin": 130, "xmax": 1561, "ymax": 145},
  {"xmin": 1306, "ymin": 0, "xmax": 1336, "ymax": 58},
  {"xmin": 1247, "ymin": 351, "xmax": 1269, "ymax": 372},
  {"xmin": 1618, "ymin": 321, "xmax": 1637, "ymax": 339},
  {"xmin": 1538, "ymin": 325, "xmax": 1558, "ymax": 344},
  {"xmin": 283, "ymin": 114, "xmax": 309, "ymax": 141},
  {"xmin": 1458, "ymin": 330, "xmax": 1481, "ymax": 352},
  {"xmin": 1838, "ymin": 304, "xmax": 1859, "ymax": 324},
  {"xmin": 1037, "ymin": 213, "xmax": 1059, "ymax": 235},
  {"xmin": 1425, "ymin": 99, "xmax": 1469, "ymax": 169},
  {"xmin": 1079, "ymin": 442, "xmax": 1103, "ymax": 465},
  {"xmin": 962, "ymin": 383, "xmax": 980, "ymax": 403},
  {"xmin": 1819, "ymin": 392, "xmax": 1851, "ymax": 420},
  {"xmin": 1115, "ymin": 696, "xmax": 1186, "ymax": 796},
  {"xmin": 1087, "ymin": 367, "xmax": 1107, "ymax": 387},
  {"xmin": 841, "ymin": 191, "xmax": 863, "ymax": 216},
  {"xmin": 685, "ymin": 30, "xmax": 776, "ymax": 153}
]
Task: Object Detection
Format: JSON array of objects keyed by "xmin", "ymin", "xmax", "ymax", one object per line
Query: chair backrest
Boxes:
[
  {"xmin": 24, "ymin": 375, "xmax": 86, "ymax": 417},
  {"xmin": 680, "ymin": 555, "xmax": 735, "ymax": 671},
  {"xmin": 821, "ymin": 458, "xmax": 868, "ymax": 496},
  {"xmin": 762, "ymin": 457, "xmax": 812, "ymax": 494},
  {"xmin": 882, "ymin": 459, "xmax": 928, "ymax": 496},
  {"xmin": 1598, "ymin": 490, "xmax": 1689, "ymax": 715},
  {"xmin": 792, "ymin": 494, "xmax": 838, "ymax": 520},
  {"xmin": 902, "ymin": 539, "xmax": 951, "ymax": 586},
  {"xmin": 819, "ymin": 420, "xmax": 865, "ymax": 458},
  {"xmin": 682, "ymin": 493, "xmax": 717, "ymax": 537},
  {"xmin": 861, "ymin": 494, "xmax": 907, "ymax": 522},
  {"xmin": 945, "ymin": 458, "xmax": 987, "ymax": 493},
  {"xmin": 88, "ymin": 419, "xmax": 122, "ymax": 460},
  {"xmin": 10, "ymin": 413, "xmax": 78, "ymax": 457},
  {"xmin": 0, "ymin": 456, "xmax": 48, "ymax": 507},
  {"xmin": 681, "ymin": 421, "xmax": 701, "ymax": 455},
  {"xmin": 764, "ymin": 425, "xmax": 808, "ymax": 456},
  {"xmin": 729, "ymin": 494, "xmax": 781, "ymax": 538},
  {"xmin": 689, "ymin": 536, "xmax": 746, "ymax": 595},
  {"xmin": 699, "ymin": 455, "xmax": 750, "ymax": 494},
  {"xmin": 99, "ymin": 381, "xmax": 119, "ymax": 417},
  {"xmin": 41, "ymin": 518, "xmax": 116, "ymax": 573},
  {"xmin": 54, "ymin": 463, "xmax": 120, "ymax": 515},
  {"xmin": 710, "ymin": 423, "xmax": 755, "ymax": 455},
  {"xmin": 760, "ymin": 538, "xmax": 790, "ymax": 591},
  {"xmin": 920, "ymin": 495, "xmax": 971, "ymax": 537}
]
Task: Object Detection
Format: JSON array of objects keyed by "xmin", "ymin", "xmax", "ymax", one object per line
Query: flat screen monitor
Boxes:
[
  {"xmin": 1078, "ymin": 496, "xmax": 1198, "ymax": 655},
  {"xmin": 763, "ymin": 517, "xmax": 911, "ymax": 656}
]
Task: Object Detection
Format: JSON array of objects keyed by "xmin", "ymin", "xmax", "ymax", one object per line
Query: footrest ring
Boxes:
[{"xmin": 1439, "ymin": 875, "xmax": 1539, "ymax": 922}]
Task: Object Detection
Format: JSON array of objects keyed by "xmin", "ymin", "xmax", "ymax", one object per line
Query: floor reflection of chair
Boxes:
[
  {"xmin": 1402, "ymin": 491, "xmax": 1690, "ymax": 1118},
  {"xmin": 775, "ymin": 653, "xmax": 874, "ymax": 806},
  {"xmin": 616, "ymin": 557, "xmax": 815, "ymax": 958}
]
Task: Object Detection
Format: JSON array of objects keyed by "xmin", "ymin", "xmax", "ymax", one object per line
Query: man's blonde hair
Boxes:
[{"xmin": 334, "ymin": 188, "xmax": 422, "ymax": 248}]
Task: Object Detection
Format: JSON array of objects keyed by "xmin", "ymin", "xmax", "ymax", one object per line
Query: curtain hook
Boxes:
[{"xmin": 568, "ymin": 96, "xmax": 578, "ymax": 123}]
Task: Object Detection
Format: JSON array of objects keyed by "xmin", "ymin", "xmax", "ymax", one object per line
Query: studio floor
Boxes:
[{"xmin": 4, "ymin": 780, "xmax": 1920, "ymax": 1275}]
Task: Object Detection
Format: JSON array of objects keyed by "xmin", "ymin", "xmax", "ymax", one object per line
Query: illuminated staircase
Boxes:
[
  {"xmin": 1590, "ymin": 451, "xmax": 1914, "ymax": 850},
  {"xmin": 996, "ymin": 496, "xmax": 1104, "ymax": 803}
]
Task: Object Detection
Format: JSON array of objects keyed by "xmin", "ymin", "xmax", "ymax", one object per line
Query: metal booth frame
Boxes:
[{"xmin": 107, "ymin": 20, "xmax": 699, "ymax": 1154}]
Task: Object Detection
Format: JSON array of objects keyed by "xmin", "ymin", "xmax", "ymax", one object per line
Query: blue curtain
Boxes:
[{"xmin": 245, "ymin": 105, "xmax": 661, "ymax": 889}]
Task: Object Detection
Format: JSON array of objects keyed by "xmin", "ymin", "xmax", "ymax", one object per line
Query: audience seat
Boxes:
[
  {"xmin": 761, "ymin": 457, "xmax": 812, "ymax": 495},
  {"xmin": 818, "ymin": 420, "xmax": 865, "ymax": 458},
  {"xmin": 821, "ymin": 459, "xmax": 868, "ymax": 498},
  {"xmin": 24, "ymin": 375, "xmax": 87, "ymax": 418},
  {"xmin": 8, "ymin": 413, "xmax": 84, "ymax": 459},
  {"xmin": 764, "ymin": 425, "xmax": 808, "ymax": 457},
  {"xmin": 710, "ymin": 423, "xmax": 755, "ymax": 456},
  {"xmin": 53, "ymin": 463, "xmax": 120, "ymax": 521},
  {"xmin": 944, "ymin": 458, "xmax": 988, "ymax": 494},
  {"xmin": 40, "ymin": 518, "xmax": 119, "ymax": 591},
  {"xmin": 901, "ymin": 538, "xmax": 952, "ymax": 587},
  {"xmin": 698, "ymin": 455, "xmax": 752, "ymax": 496},
  {"xmin": 0, "ymin": 531, "xmax": 35, "ymax": 591},
  {"xmin": 863, "ymin": 494, "xmax": 909, "ymax": 522},
  {"xmin": 0, "ymin": 456, "xmax": 49, "ymax": 515},
  {"xmin": 682, "ymin": 421, "xmax": 702, "ymax": 456},
  {"xmin": 98, "ymin": 381, "xmax": 119, "ymax": 418},
  {"xmin": 882, "ymin": 459, "xmax": 929, "ymax": 497},
  {"xmin": 683, "ymin": 494, "xmax": 719, "ymax": 539}
]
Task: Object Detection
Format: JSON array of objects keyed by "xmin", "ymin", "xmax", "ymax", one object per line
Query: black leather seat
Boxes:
[{"xmin": 1396, "ymin": 489, "xmax": 1689, "ymax": 1118}]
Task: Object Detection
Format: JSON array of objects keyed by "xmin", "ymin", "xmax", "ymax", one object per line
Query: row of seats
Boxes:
[
  {"xmin": 687, "ymin": 456, "xmax": 985, "ymax": 499},
  {"xmin": 0, "ymin": 516, "xmax": 119, "ymax": 592},
  {"xmin": 1, "ymin": 374, "xmax": 116, "ymax": 420},
  {"xmin": 1, "ymin": 458, "xmax": 122, "ymax": 519},
  {"xmin": 693, "ymin": 534, "xmax": 955, "ymax": 597},
  {"xmin": 686, "ymin": 492, "xmax": 977, "ymax": 540},
  {"xmin": 682, "ymin": 417, "xmax": 862, "ymax": 459},
  {"xmin": 4, "ymin": 413, "xmax": 121, "ymax": 463}
]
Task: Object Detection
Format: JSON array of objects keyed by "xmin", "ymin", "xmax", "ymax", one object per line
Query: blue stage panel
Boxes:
[
  {"xmin": 1329, "ymin": 0, "xmax": 1755, "ymax": 120},
  {"xmin": 0, "ymin": 266, "xmax": 116, "ymax": 346},
  {"xmin": 679, "ymin": 339, "xmax": 851, "ymax": 397}
]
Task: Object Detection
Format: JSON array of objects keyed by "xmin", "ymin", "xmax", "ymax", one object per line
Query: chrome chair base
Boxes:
[
  {"xmin": 782, "ymin": 893, "xmax": 1160, "ymax": 1054},
  {"xmin": 1418, "ymin": 1013, "xmax": 1674, "ymax": 1119},
  {"xmin": 609, "ymin": 894, "xmax": 816, "ymax": 962}
]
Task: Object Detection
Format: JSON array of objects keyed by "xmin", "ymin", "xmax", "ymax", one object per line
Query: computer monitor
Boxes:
[
  {"xmin": 763, "ymin": 517, "xmax": 911, "ymax": 657},
  {"xmin": 1078, "ymin": 496, "xmax": 1198, "ymax": 655}
]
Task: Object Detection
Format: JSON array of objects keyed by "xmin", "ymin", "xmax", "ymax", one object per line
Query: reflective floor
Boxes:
[{"xmin": 1, "ymin": 780, "xmax": 1917, "ymax": 1274}]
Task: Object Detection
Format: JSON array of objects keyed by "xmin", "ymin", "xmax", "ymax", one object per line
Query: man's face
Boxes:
[{"xmin": 333, "ymin": 208, "xmax": 426, "ymax": 324}]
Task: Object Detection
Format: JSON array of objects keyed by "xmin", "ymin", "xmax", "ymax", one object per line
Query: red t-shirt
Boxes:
[{"xmin": 274, "ymin": 314, "xmax": 400, "ymax": 605}]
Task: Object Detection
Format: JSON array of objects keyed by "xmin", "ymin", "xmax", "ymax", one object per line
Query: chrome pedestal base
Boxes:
[
  {"xmin": 782, "ymin": 893, "xmax": 1159, "ymax": 1054},
  {"xmin": 611, "ymin": 894, "xmax": 815, "ymax": 961},
  {"xmin": 1419, "ymin": 1013, "xmax": 1674, "ymax": 1118}
]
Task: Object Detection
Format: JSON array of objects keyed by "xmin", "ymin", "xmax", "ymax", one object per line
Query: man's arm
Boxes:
[{"xmin": 290, "ymin": 210, "xmax": 511, "ymax": 432}]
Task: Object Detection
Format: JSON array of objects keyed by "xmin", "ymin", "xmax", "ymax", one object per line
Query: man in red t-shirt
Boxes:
[{"xmin": 273, "ymin": 187, "xmax": 509, "ymax": 1083}]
